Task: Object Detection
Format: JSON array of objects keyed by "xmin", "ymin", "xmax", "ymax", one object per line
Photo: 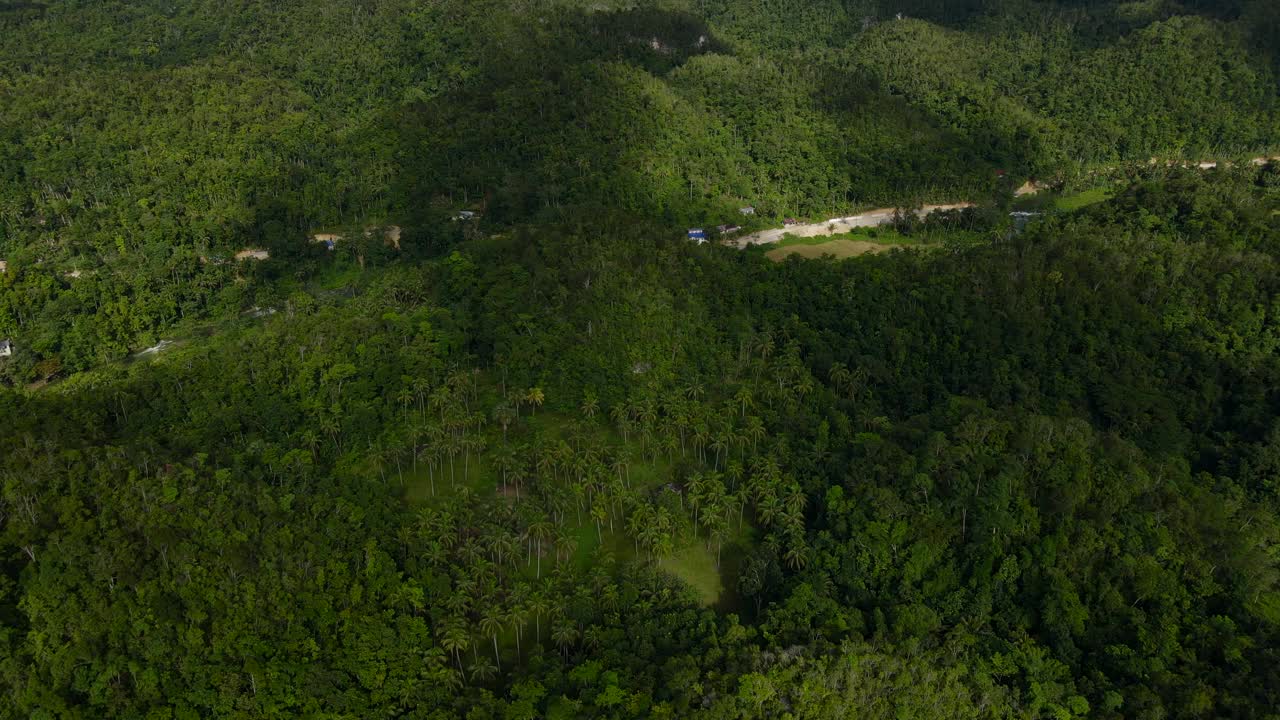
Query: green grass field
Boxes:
[
  {"xmin": 1054, "ymin": 185, "xmax": 1117, "ymax": 212},
  {"xmin": 764, "ymin": 227, "xmax": 933, "ymax": 262}
]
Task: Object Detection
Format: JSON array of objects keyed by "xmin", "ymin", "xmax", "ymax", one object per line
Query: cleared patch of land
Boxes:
[
  {"xmin": 736, "ymin": 204, "xmax": 971, "ymax": 248},
  {"xmin": 659, "ymin": 544, "xmax": 723, "ymax": 605},
  {"xmin": 761, "ymin": 227, "xmax": 931, "ymax": 262},
  {"xmin": 767, "ymin": 238, "xmax": 904, "ymax": 261},
  {"xmin": 1055, "ymin": 186, "xmax": 1116, "ymax": 212}
]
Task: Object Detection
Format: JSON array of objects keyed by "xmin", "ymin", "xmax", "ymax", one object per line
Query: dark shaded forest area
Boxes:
[{"xmin": 2, "ymin": 1, "xmax": 1280, "ymax": 719}]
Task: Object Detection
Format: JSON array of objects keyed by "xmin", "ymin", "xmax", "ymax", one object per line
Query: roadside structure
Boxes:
[
  {"xmin": 311, "ymin": 233, "xmax": 341, "ymax": 250},
  {"xmin": 310, "ymin": 226, "xmax": 403, "ymax": 250}
]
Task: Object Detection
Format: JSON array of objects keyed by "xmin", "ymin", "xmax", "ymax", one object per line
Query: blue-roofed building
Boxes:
[{"xmin": 687, "ymin": 228, "xmax": 708, "ymax": 243}]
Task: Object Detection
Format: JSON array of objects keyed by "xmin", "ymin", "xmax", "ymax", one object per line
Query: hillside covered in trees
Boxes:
[{"xmin": 2, "ymin": 1, "xmax": 1280, "ymax": 719}]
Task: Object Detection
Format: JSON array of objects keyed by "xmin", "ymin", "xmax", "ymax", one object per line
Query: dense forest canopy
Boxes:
[{"xmin": 2, "ymin": 1, "xmax": 1280, "ymax": 719}]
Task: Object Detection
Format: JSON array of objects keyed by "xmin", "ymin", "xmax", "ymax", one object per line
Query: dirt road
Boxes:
[
  {"xmin": 735, "ymin": 204, "xmax": 972, "ymax": 248},
  {"xmin": 734, "ymin": 157, "xmax": 1277, "ymax": 250}
]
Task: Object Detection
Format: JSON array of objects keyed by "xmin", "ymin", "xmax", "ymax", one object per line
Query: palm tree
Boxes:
[
  {"xmin": 397, "ymin": 387, "xmax": 415, "ymax": 420},
  {"xmin": 506, "ymin": 604, "xmax": 526, "ymax": 655},
  {"xmin": 528, "ymin": 590, "xmax": 550, "ymax": 643},
  {"xmin": 367, "ymin": 439, "xmax": 387, "ymax": 484},
  {"xmin": 527, "ymin": 521, "xmax": 554, "ymax": 578},
  {"xmin": 758, "ymin": 493, "xmax": 782, "ymax": 527},
  {"xmin": 424, "ymin": 540, "xmax": 448, "ymax": 568},
  {"xmin": 611, "ymin": 404, "xmax": 631, "ymax": 441},
  {"xmin": 464, "ymin": 434, "xmax": 486, "ymax": 480},
  {"xmin": 445, "ymin": 434, "xmax": 463, "ymax": 486},
  {"xmin": 735, "ymin": 386, "xmax": 754, "ymax": 418},
  {"xmin": 828, "ymin": 362, "xmax": 850, "ymax": 395},
  {"xmin": 785, "ymin": 486, "xmax": 807, "ymax": 517},
  {"xmin": 554, "ymin": 531, "xmax": 578, "ymax": 567},
  {"xmin": 784, "ymin": 542, "xmax": 809, "ymax": 570},
  {"xmin": 709, "ymin": 436, "xmax": 728, "ymax": 470},
  {"xmin": 580, "ymin": 391, "xmax": 599, "ymax": 420},
  {"xmin": 590, "ymin": 503, "xmax": 607, "ymax": 543},
  {"xmin": 299, "ymin": 429, "xmax": 320, "ymax": 460},
  {"xmin": 626, "ymin": 509, "xmax": 647, "ymax": 555},
  {"xmin": 744, "ymin": 416, "xmax": 766, "ymax": 454},
  {"xmin": 409, "ymin": 422, "xmax": 426, "ymax": 474},
  {"xmin": 493, "ymin": 402, "xmax": 517, "ymax": 442},
  {"xmin": 551, "ymin": 620, "xmax": 578, "ymax": 659},
  {"xmin": 319, "ymin": 415, "xmax": 340, "ymax": 449},
  {"xmin": 480, "ymin": 610, "xmax": 505, "ymax": 669},
  {"xmin": 469, "ymin": 657, "xmax": 497, "ymax": 684},
  {"xmin": 756, "ymin": 332, "xmax": 775, "ymax": 360},
  {"xmin": 441, "ymin": 621, "xmax": 470, "ymax": 669},
  {"xmin": 525, "ymin": 387, "xmax": 545, "ymax": 416}
]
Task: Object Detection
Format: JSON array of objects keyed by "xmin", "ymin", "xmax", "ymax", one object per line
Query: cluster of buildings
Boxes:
[{"xmin": 687, "ymin": 206, "xmax": 753, "ymax": 245}]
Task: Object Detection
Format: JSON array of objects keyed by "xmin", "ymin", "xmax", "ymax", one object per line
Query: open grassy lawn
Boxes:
[
  {"xmin": 660, "ymin": 544, "xmax": 723, "ymax": 605},
  {"xmin": 1055, "ymin": 185, "xmax": 1116, "ymax": 212},
  {"xmin": 764, "ymin": 228, "xmax": 933, "ymax": 262}
]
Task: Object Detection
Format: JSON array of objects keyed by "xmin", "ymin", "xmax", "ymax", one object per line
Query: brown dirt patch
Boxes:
[{"xmin": 766, "ymin": 239, "xmax": 900, "ymax": 262}]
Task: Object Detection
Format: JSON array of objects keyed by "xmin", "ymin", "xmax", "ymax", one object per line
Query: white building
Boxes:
[{"xmin": 0, "ymin": 339, "xmax": 13, "ymax": 358}]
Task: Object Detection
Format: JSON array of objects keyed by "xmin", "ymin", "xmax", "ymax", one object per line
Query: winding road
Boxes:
[{"xmin": 733, "ymin": 157, "xmax": 1277, "ymax": 249}]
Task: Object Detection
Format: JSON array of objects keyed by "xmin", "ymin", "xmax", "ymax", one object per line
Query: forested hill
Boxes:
[
  {"xmin": 2, "ymin": 2, "xmax": 1280, "ymax": 719},
  {"xmin": 1, "ymin": 0, "xmax": 1277, "ymax": 374}
]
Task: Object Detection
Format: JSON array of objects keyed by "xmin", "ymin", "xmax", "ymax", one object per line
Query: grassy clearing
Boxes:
[
  {"xmin": 658, "ymin": 518, "xmax": 755, "ymax": 608},
  {"xmin": 1054, "ymin": 185, "xmax": 1116, "ymax": 212},
  {"xmin": 660, "ymin": 544, "xmax": 723, "ymax": 605},
  {"xmin": 765, "ymin": 228, "xmax": 933, "ymax": 262}
]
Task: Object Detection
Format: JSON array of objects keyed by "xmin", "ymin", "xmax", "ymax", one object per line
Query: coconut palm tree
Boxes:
[
  {"xmin": 735, "ymin": 386, "xmax": 754, "ymax": 418},
  {"xmin": 554, "ymin": 531, "xmax": 578, "ymax": 567},
  {"xmin": 524, "ymin": 387, "xmax": 545, "ymax": 416},
  {"xmin": 299, "ymin": 429, "xmax": 320, "ymax": 460},
  {"xmin": 785, "ymin": 486, "xmax": 807, "ymax": 517},
  {"xmin": 480, "ymin": 610, "xmax": 504, "ymax": 668},
  {"xmin": 784, "ymin": 541, "xmax": 809, "ymax": 570},
  {"xmin": 441, "ymin": 621, "xmax": 470, "ymax": 669},
  {"xmin": 493, "ymin": 402, "xmax": 517, "ymax": 442},
  {"xmin": 551, "ymin": 620, "xmax": 578, "ymax": 659},
  {"xmin": 397, "ymin": 386, "xmax": 415, "ymax": 420},
  {"xmin": 580, "ymin": 391, "xmax": 599, "ymax": 420},
  {"xmin": 829, "ymin": 362, "xmax": 851, "ymax": 397},
  {"xmin": 506, "ymin": 604, "xmax": 526, "ymax": 655},
  {"xmin": 469, "ymin": 657, "xmax": 497, "ymax": 684},
  {"xmin": 744, "ymin": 416, "xmax": 766, "ymax": 454},
  {"xmin": 590, "ymin": 502, "xmax": 607, "ymax": 543},
  {"xmin": 527, "ymin": 589, "xmax": 550, "ymax": 643},
  {"xmin": 526, "ymin": 520, "xmax": 555, "ymax": 578}
]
